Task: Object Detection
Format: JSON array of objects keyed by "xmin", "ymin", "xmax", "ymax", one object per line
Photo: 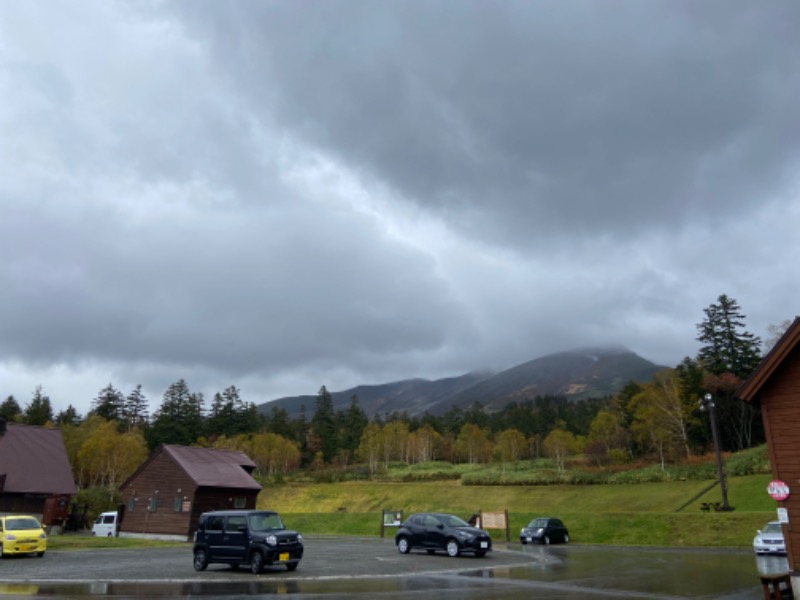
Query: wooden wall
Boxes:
[
  {"xmin": 0, "ymin": 493, "xmax": 46, "ymax": 518},
  {"xmin": 760, "ymin": 343, "xmax": 800, "ymax": 571},
  {"xmin": 119, "ymin": 451, "xmax": 198, "ymax": 538},
  {"xmin": 119, "ymin": 451, "xmax": 260, "ymax": 540}
]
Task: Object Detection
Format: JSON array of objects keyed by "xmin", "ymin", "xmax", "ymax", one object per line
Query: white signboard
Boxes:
[{"xmin": 777, "ymin": 508, "xmax": 789, "ymax": 524}]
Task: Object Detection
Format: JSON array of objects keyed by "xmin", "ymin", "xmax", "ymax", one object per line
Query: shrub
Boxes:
[{"xmin": 724, "ymin": 445, "xmax": 771, "ymax": 476}]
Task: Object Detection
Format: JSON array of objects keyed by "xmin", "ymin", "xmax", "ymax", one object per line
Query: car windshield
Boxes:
[
  {"xmin": 5, "ymin": 517, "xmax": 40, "ymax": 530},
  {"xmin": 438, "ymin": 515, "xmax": 470, "ymax": 528},
  {"xmin": 528, "ymin": 518, "xmax": 549, "ymax": 528},
  {"xmin": 763, "ymin": 523, "xmax": 783, "ymax": 534},
  {"xmin": 248, "ymin": 513, "xmax": 285, "ymax": 532}
]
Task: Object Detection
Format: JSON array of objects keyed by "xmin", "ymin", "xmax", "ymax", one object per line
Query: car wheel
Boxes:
[
  {"xmin": 250, "ymin": 551, "xmax": 264, "ymax": 574},
  {"xmin": 475, "ymin": 550, "xmax": 486, "ymax": 558},
  {"xmin": 542, "ymin": 536, "xmax": 550, "ymax": 545},
  {"xmin": 397, "ymin": 537, "xmax": 410, "ymax": 554},
  {"xmin": 193, "ymin": 549, "xmax": 208, "ymax": 572},
  {"xmin": 286, "ymin": 562, "xmax": 298, "ymax": 571},
  {"xmin": 446, "ymin": 540, "xmax": 460, "ymax": 557},
  {"xmin": 563, "ymin": 533, "xmax": 569, "ymax": 543}
]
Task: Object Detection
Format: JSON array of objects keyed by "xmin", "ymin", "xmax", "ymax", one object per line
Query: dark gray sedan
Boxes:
[{"xmin": 395, "ymin": 512, "xmax": 492, "ymax": 557}]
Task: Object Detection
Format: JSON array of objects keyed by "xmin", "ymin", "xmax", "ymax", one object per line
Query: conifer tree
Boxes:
[
  {"xmin": 24, "ymin": 386, "xmax": 53, "ymax": 426},
  {"xmin": 91, "ymin": 383, "xmax": 124, "ymax": 421},
  {"xmin": 310, "ymin": 386, "xmax": 337, "ymax": 463},
  {"xmin": 124, "ymin": 384, "xmax": 149, "ymax": 429},
  {"xmin": 696, "ymin": 294, "xmax": 762, "ymax": 379}
]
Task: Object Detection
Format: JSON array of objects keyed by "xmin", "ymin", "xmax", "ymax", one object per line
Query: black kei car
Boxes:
[
  {"xmin": 520, "ymin": 517, "xmax": 569, "ymax": 545},
  {"xmin": 192, "ymin": 510, "xmax": 303, "ymax": 574},
  {"xmin": 395, "ymin": 512, "xmax": 492, "ymax": 557}
]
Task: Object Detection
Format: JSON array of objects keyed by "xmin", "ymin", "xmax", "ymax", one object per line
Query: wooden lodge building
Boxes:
[
  {"xmin": 738, "ymin": 316, "xmax": 800, "ymax": 591},
  {"xmin": 118, "ymin": 444, "xmax": 262, "ymax": 541},
  {"xmin": 0, "ymin": 418, "xmax": 76, "ymax": 528}
]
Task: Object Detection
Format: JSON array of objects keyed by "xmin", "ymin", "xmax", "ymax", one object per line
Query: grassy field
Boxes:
[
  {"xmin": 259, "ymin": 473, "xmax": 777, "ymax": 549},
  {"xmin": 48, "ymin": 448, "xmax": 777, "ymax": 552}
]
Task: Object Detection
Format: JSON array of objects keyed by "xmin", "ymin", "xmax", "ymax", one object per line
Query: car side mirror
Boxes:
[{"xmin": 436, "ymin": 523, "xmax": 444, "ymax": 529}]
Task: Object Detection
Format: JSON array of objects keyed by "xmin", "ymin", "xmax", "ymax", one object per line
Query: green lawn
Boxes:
[
  {"xmin": 261, "ymin": 474, "xmax": 777, "ymax": 549},
  {"xmin": 48, "ymin": 471, "xmax": 777, "ymax": 551}
]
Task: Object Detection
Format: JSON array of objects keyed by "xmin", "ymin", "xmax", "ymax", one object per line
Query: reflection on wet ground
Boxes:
[{"xmin": 0, "ymin": 541, "xmax": 789, "ymax": 599}]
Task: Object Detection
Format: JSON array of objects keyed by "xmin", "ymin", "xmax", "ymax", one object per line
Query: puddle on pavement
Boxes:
[{"xmin": 0, "ymin": 547, "xmax": 783, "ymax": 598}]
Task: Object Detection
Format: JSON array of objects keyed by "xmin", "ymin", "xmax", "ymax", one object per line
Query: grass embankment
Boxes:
[
  {"xmin": 47, "ymin": 535, "xmax": 184, "ymax": 551},
  {"xmin": 259, "ymin": 474, "xmax": 776, "ymax": 549}
]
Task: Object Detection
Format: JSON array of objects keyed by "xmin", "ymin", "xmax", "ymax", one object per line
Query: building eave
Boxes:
[{"xmin": 738, "ymin": 316, "xmax": 800, "ymax": 402}]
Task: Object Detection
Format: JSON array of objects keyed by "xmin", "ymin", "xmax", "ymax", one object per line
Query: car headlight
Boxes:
[
  {"xmin": 456, "ymin": 530, "xmax": 473, "ymax": 540},
  {"xmin": 266, "ymin": 535, "xmax": 278, "ymax": 546},
  {"xmin": 297, "ymin": 534, "xmax": 304, "ymax": 543},
  {"xmin": 39, "ymin": 532, "xmax": 47, "ymax": 540},
  {"xmin": 4, "ymin": 534, "xmax": 16, "ymax": 541},
  {"xmin": 536, "ymin": 528, "xmax": 544, "ymax": 535}
]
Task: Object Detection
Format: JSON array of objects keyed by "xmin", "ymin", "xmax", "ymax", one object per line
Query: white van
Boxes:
[{"xmin": 92, "ymin": 511, "xmax": 118, "ymax": 537}]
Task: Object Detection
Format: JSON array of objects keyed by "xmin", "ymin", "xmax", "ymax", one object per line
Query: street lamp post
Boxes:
[{"xmin": 700, "ymin": 393, "xmax": 731, "ymax": 511}]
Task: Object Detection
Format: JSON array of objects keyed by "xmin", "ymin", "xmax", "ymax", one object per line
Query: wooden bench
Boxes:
[{"xmin": 760, "ymin": 572, "xmax": 793, "ymax": 600}]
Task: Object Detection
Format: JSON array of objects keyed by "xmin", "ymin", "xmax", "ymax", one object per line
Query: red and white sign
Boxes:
[{"xmin": 767, "ymin": 480, "xmax": 790, "ymax": 501}]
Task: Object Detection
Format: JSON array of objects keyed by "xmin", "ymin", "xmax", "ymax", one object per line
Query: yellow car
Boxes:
[{"xmin": 0, "ymin": 515, "xmax": 47, "ymax": 558}]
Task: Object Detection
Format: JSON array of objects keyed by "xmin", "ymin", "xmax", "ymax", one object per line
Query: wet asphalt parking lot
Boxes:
[{"xmin": 0, "ymin": 536, "xmax": 790, "ymax": 599}]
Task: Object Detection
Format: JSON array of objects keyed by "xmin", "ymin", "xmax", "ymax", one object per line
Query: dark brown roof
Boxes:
[
  {"xmin": 147, "ymin": 444, "xmax": 261, "ymax": 490},
  {"xmin": 0, "ymin": 422, "xmax": 77, "ymax": 495},
  {"xmin": 738, "ymin": 316, "xmax": 800, "ymax": 402}
]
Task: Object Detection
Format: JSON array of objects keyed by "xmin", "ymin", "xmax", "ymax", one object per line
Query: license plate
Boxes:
[
  {"xmin": 279, "ymin": 552, "xmax": 289, "ymax": 562},
  {"xmin": 526, "ymin": 537, "xmax": 532, "ymax": 542},
  {"xmin": 480, "ymin": 541, "xmax": 488, "ymax": 549}
]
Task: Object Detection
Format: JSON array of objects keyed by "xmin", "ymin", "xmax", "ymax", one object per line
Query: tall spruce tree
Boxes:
[
  {"xmin": 695, "ymin": 294, "xmax": 764, "ymax": 451},
  {"xmin": 148, "ymin": 379, "xmax": 204, "ymax": 448},
  {"xmin": 91, "ymin": 383, "xmax": 124, "ymax": 421},
  {"xmin": 24, "ymin": 386, "xmax": 53, "ymax": 426},
  {"xmin": 124, "ymin": 384, "xmax": 149, "ymax": 429},
  {"xmin": 696, "ymin": 294, "xmax": 762, "ymax": 379},
  {"xmin": 311, "ymin": 386, "xmax": 337, "ymax": 463},
  {"xmin": 338, "ymin": 395, "xmax": 368, "ymax": 456}
]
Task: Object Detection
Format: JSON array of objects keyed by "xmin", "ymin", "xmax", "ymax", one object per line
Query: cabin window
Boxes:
[
  {"xmin": 174, "ymin": 496, "xmax": 183, "ymax": 512},
  {"xmin": 148, "ymin": 496, "xmax": 158, "ymax": 512},
  {"xmin": 234, "ymin": 496, "xmax": 246, "ymax": 509},
  {"xmin": 128, "ymin": 497, "xmax": 135, "ymax": 513}
]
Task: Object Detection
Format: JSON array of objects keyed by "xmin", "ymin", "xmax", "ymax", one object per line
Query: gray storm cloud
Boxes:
[{"xmin": 1, "ymin": 0, "xmax": 798, "ymax": 414}]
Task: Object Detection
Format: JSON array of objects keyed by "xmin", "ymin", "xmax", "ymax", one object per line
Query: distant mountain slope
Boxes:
[{"xmin": 256, "ymin": 347, "xmax": 665, "ymax": 418}]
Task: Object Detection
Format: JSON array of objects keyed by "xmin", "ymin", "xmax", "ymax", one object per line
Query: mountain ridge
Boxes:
[{"xmin": 256, "ymin": 346, "xmax": 666, "ymax": 418}]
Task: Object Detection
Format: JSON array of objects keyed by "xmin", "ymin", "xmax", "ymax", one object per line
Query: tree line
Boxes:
[{"xmin": 0, "ymin": 294, "xmax": 776, "ymax": 492}]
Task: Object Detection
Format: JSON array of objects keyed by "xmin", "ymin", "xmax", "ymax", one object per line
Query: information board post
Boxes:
[
  {"xmin": 478, "ymin": 509, "xmax": 510, "ymax": 542},
  {"xmin": 381, "ymin": 510, "xmax": 403, "ymax": 538}
]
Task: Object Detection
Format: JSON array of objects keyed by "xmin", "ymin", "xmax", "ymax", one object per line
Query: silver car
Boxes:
[{"xmin": 753, "ymin": 521, "xmax": 785, "ymax": 555}]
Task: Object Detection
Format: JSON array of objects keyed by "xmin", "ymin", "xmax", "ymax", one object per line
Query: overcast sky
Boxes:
[{"xmin": 2, "ymin": 1, "xmax": 799, "ymax": 418}]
